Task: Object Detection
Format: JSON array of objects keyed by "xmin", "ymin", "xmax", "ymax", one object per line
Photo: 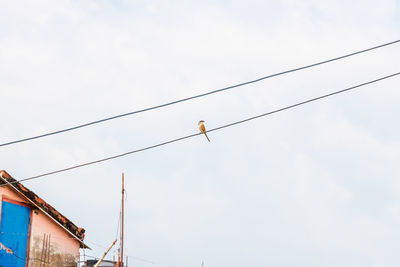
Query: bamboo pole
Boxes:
[{"xmin": 94, "ymin": 239, "xmax": 117, "ymax": 267}]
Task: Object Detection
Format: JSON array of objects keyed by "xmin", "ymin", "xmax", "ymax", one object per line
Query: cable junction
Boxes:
[
  {"xmin": 1, "ymin": 39, "xmax": 399, "ymax": 147},
  {"xmin": 2, "ymin": 71, "xmax": 398, "ymax": 186}
]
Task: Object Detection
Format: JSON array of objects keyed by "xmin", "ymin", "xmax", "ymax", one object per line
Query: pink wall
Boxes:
[{"xmin": 0, "ymin": 186, "xmax": 81, "ymax": 266}]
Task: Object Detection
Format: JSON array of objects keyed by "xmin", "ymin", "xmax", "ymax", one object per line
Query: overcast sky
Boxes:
[{"xmin": 1, "ymin": 1, "xmax": 400, "ymax": 266}]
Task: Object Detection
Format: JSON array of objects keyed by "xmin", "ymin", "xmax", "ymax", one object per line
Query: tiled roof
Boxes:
[{"xmin": 0, "ymin": 170, "xmax": 86, "ymax": 247}]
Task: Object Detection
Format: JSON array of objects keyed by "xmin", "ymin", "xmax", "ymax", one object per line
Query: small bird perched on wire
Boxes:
[{"xmin": 198, "ymin": 120, "xmax": 210, "ymax": 142}]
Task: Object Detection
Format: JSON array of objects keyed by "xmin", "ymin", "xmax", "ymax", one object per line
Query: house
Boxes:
[
  {"xmin": 0, "ymin": 170, "xmax": 87, "ymax": 267},
  {"xmin": 85, "ymin": 259, "xmax": 117, "ymax": 267}
]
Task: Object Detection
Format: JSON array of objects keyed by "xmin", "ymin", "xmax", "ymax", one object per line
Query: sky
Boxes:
[{"xmin": 1, "ymin": 0, "xmax": 400, "ymax": 266}]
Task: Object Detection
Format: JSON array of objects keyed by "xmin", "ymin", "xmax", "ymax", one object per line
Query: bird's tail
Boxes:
[{"xmin": 204, "ymin": 132, "xmax": 210, "ymax": 142}]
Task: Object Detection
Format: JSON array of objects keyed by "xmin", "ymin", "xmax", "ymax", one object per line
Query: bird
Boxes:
[{"xmin": 198, "ymin": 120, "xmax": 210, "ymax": 142}]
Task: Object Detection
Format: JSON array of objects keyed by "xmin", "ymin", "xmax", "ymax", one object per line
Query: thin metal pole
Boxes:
[
  {"xmin": 39, "ymin": 233, "xmax": 45, "ymax": 267},
  {"xmin": 121, "ymin": 173, "xmax": 125, "ymax": 267},
  {"xmin": 46, "ymin": 234, "xmax": 51, "ymax": 267},
  {"xmin": 117, "ymin": 249, "xmax": 121, "ymax": 267}
]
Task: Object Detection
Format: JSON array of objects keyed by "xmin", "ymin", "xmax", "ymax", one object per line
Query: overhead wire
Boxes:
[
  {"xmin": 84, "ymin": 241, "xmax": 108, "ymax": 250},
  {"xmin": 129, "ymin": 255, "xmax": 181, "ymax": 267},
  {"xmin": 0, "ymin": 39, "xmax": 399, "ymax": 147},
  {"xmin": 84, "ymin": 253, "xmax": 183, "ymax": 267},
  {"xmin": 1, "ymin": 71, "xmax": 398, "ymax": 186}
]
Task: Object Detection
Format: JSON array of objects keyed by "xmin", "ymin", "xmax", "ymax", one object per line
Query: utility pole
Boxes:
[{"xmin": 121, "ymin": 173, "xmax": 125, "ymax": 267}]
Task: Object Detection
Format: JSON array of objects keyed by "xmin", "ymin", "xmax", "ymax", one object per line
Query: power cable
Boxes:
[
  {"xmin": 84, "ymin": 253, "xmax": 182, "ymax": 267},
  {"xmin": 1, "ymin": 71, "xmax": 399, "ymax": 186},
  {"xmin": 1, "ymin": 241, "xmax": 45, "ymax": 263},
  {"xmin": 84, "ymin": 240, "xmax": 108, "ymax": 250},
  {"xmin": 1, "ymin": 39, "xmax": 399, "ymax": 148},
  {"xmin": 130, "ymin": 255, "xmax": 181, "ymax": 267}
]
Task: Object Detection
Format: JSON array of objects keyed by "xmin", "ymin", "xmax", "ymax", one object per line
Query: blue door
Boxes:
[{"xmin": 0, "ymin": 201, "xmax": 31, "ymax": 267}]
